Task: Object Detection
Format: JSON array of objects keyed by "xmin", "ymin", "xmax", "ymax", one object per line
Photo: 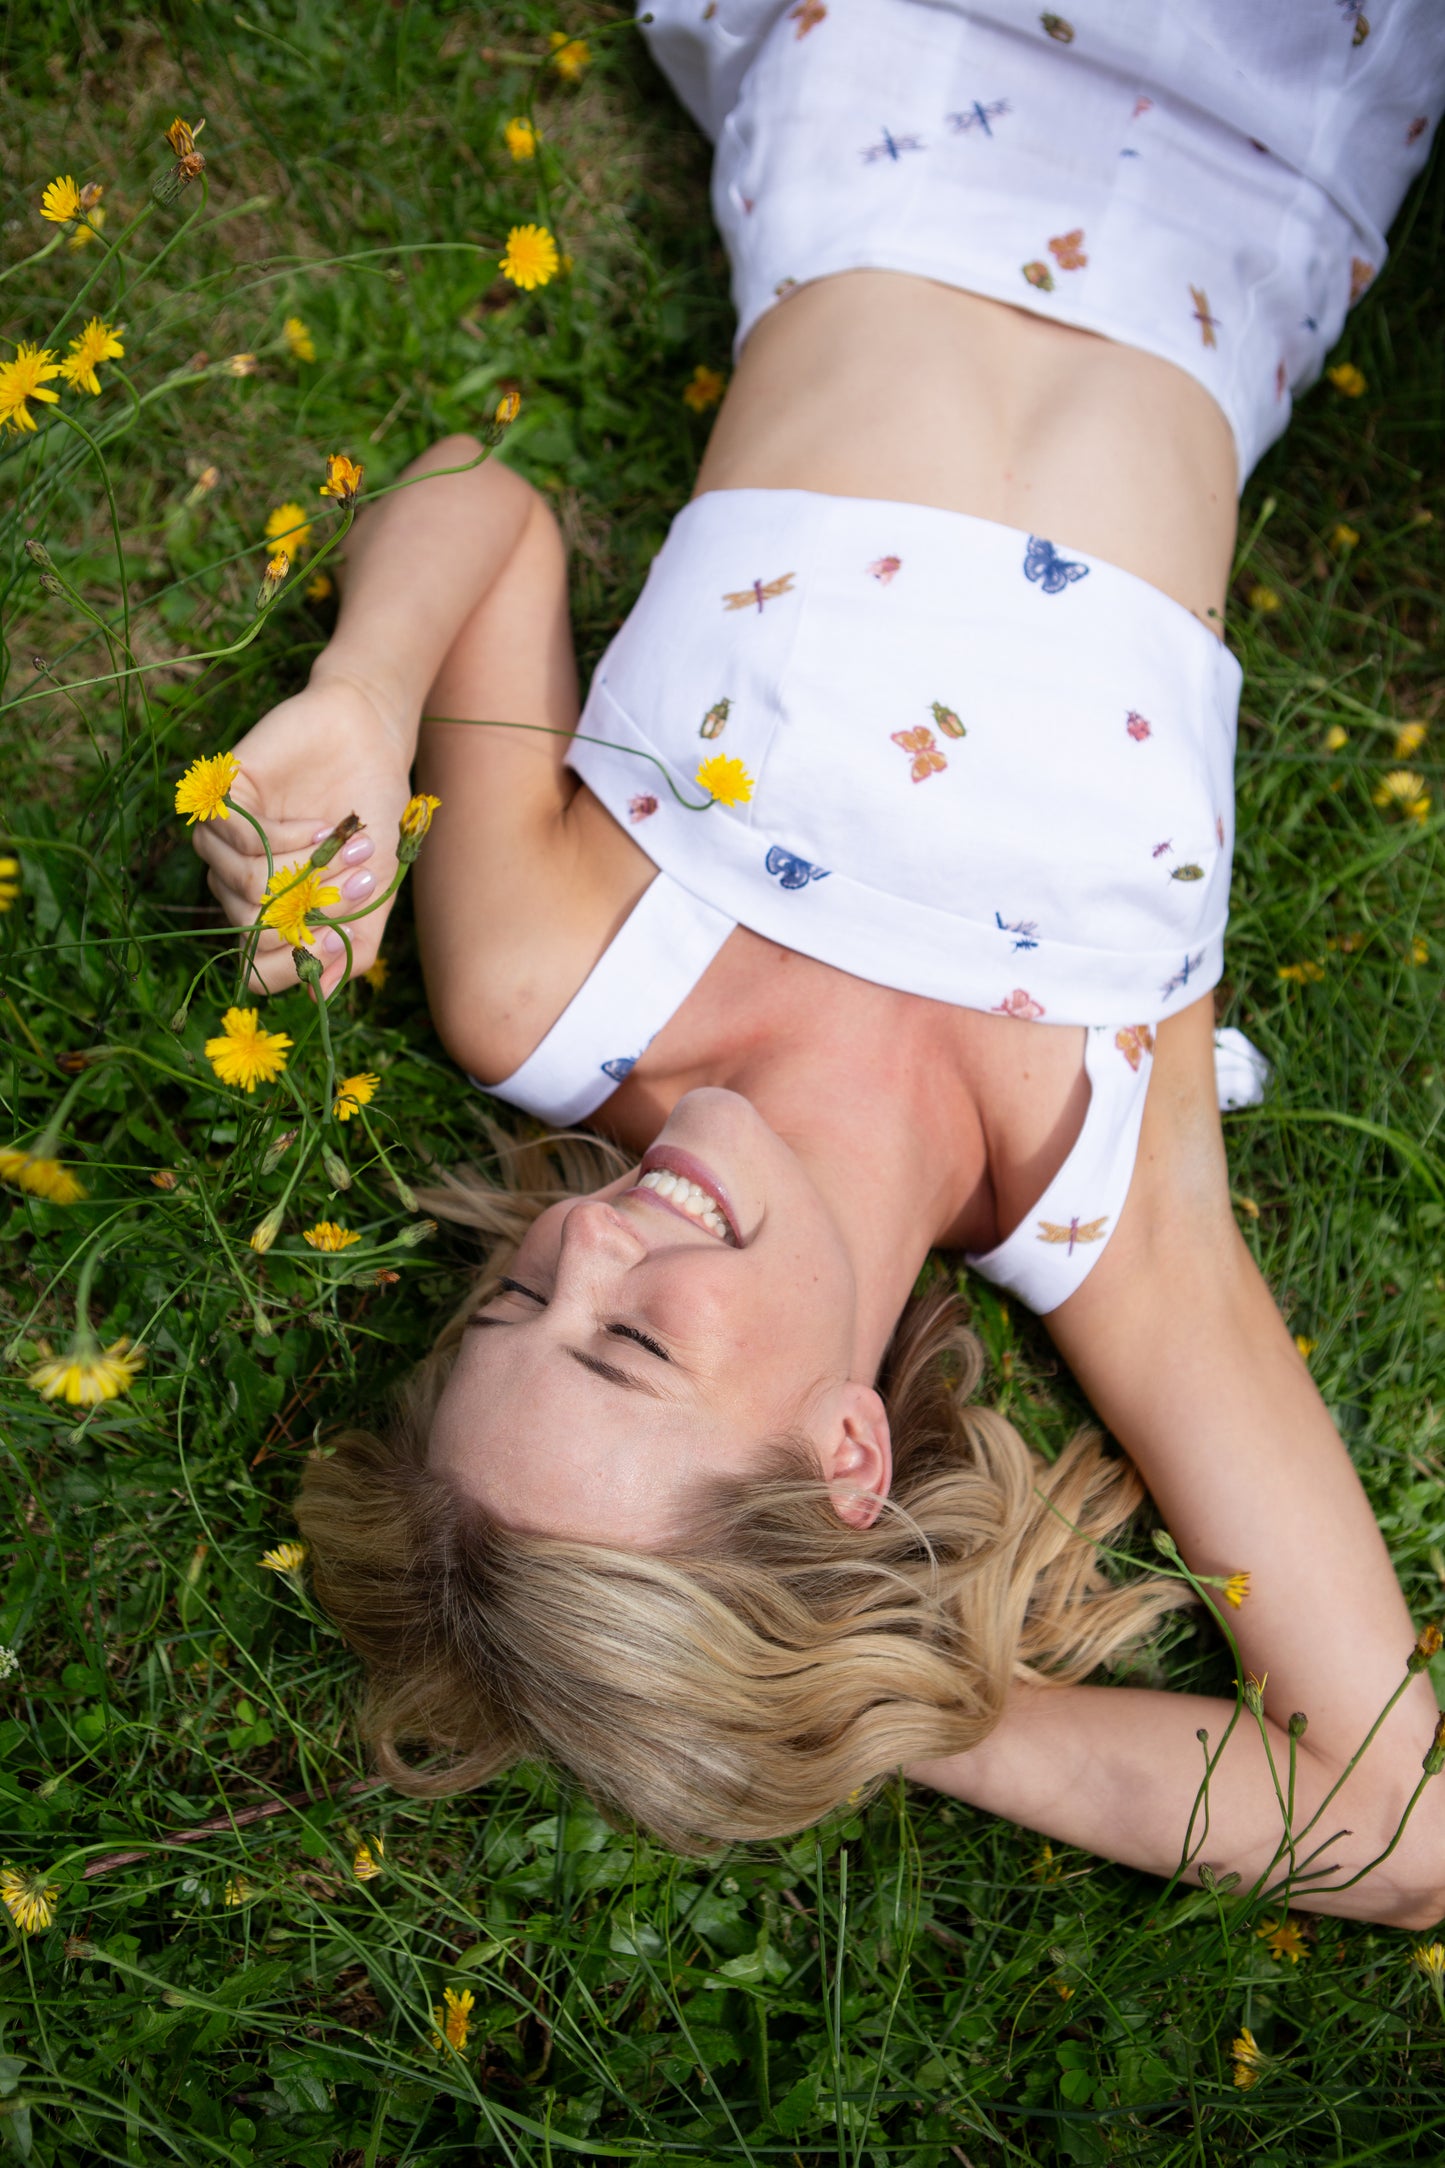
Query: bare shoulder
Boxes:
[{"xmin": 412, "ymin": 490, "xmax": 656, "ymax": 1085}]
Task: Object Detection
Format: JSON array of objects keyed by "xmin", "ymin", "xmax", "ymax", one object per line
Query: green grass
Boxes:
[{"xmin": 1, "ymin": 2, "xmax": 1443, "ymax": 2161}]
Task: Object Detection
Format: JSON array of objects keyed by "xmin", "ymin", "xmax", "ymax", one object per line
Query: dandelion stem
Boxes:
[{"xmin": 421, "ymin": 714, "xmax": 716, "ymax": 809}]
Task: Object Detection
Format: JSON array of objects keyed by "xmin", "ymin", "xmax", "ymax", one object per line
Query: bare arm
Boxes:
[{"xmin": 909, "ymin": 996, "xmax": 1445, "ymax": 1928}]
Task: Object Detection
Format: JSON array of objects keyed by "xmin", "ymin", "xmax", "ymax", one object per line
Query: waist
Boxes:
[{"xmin": 694, "ymin": 272, "xmax": 1237, "ymax": 629}]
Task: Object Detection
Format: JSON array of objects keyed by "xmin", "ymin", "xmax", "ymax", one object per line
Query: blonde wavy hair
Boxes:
[{"xmin": 296, "ymin": 1125, "xmax": 1188, "ymax": 1857}]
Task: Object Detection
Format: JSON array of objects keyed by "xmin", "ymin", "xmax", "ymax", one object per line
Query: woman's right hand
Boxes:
[{"xmin": 190, "ymin": 669, "xmax": 416, "ymax": 998}]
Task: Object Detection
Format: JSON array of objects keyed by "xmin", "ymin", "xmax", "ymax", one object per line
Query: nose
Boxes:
[{"xmin": 554, "ymin": 1196, "xmax": 647, "ymax": 1280}]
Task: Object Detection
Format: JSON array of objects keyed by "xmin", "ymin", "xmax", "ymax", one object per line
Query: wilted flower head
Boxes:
[
  {"xmin": 0, "ymin": 1866, "xmax": 59, "ymax": 1935},
  {"xmin": 0, "ymin": 1147, "xmax": 86, "ymax": 1204},
  {"xmin": 259, "ymin": 1540, "xmax": 307, "ymax": 1573},
  {"xmin": 353, "ymin": 1837, "xmax": 384, "ymax": 1882},
  {"xmin": 319, "ymin": 452, "xmax": 364, "ymax": 503},
  {"xmin": 28, "ymin": 1336, "xmax": 143, "ymax": 1407}
]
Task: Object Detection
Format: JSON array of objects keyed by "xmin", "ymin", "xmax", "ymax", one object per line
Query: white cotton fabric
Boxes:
[{"xmin": 646, "ymin": 0, "xmax": 1443, "ymax": 485}]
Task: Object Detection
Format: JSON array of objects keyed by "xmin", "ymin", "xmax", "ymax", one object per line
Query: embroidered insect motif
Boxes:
[
  {"xmin": 1161, "ymin": 949, "xmax": 1206, "ymax": 999},
  {"xmin": 1152, "ymin": 840, "xmax": 1172, "ymax": 859},
  {"xmin": 862, "ymin": 126, "xmax": 925, "ymax": 164},
  {"xmin": 1339, "ymin": 2, "xmax": 1369, "ymax": 47},
  {"xmin": 931, "ymin": 700, "xmax": 966, "ymax": 739},
  {"xmin": 1171, "ymin": 863, "xmax": 1205, "ymax": 882},
  {"xmin": 1021, "ymin": 260, "xmax": 1055, "ymax": 292},
  {"xmin": 1349, "ymin": 257, "xmax": 1375, "ymax": 303},
  {"xmin": 946, "ymin": 100, "xmax": 1010, "ymax": 136},
  {"xmin": 891, "ymin": 725, "xmax": 947, "ymax": 782},
  {"xmin": 1132, "ymin": 95, "xmax": 1152, "ymax": 119},
  {"xmin": 1037, "ymin": 1214, "xmax": 1109, "ymax": 1253},
  {"xmin": 1024, "ymin": 536, "xmax": 1089, "ymax": 594},
  {"xmin": 993, "ymin": 988, "xmax": 1046, "ymax": 1020},
  {"xmin": 1048, "ymin": 228, "xmax": 1087, "ymax": 271},
  {"xmin": 703, "ymin": 1, "xmax": 716, "ymax": 14},
  {"xmin": 628, "ymin": 794, "xmax": 658, "ymax": 822},
  {"xmin": 1126, "ymin": 711, "xmax": 1152, "ymax": 741},
  {"xmin": 765, "ymin": 845, "xmax": 829, "ymax": 889},
  {"xmin": 1216, "ymin": 813, "xmax": 1226, "ymax": 847},
  {"xmin": 774, "ymin": 277, "xmax": 798, "ymax": 298},
  {"xmin": 790, "ymin": 0, "xmax": 826, "ymax": 34},
  {"xmin": 699, "ymin": 697, "xmax": 732, "ymax": 739},
  {"xmin": 1115, "ymin": 1024, "xmax": 1155, "ymax": 1071},
  {"xmin": 1407, "ymin": 117, "xmax": 1430, "ymax": 146},
  {"xmin": 1190, "ymin": 286, "xmax": 1220, "ymax": 349},
  {"xmin": 723, "ymin": 572, "xmax": 795, "ymax": 613},
  {"xmin": 601, "ymin": 1056, "xmax": 638, "ymax": 1084},
  {"xmin": 867, "ymin": 555, "xmax": 901, "ymax": 584},
  {"xmin": 995, "ymin": 912, "xmax": 1039, "ymax": 952},
  {"xmin": 1040, "ymin": 12, "xmax": 1074, "ymax": 42},
  {"xmin": 1275, "ymin": 359, "xmax": 1288, "ymax": 401}
]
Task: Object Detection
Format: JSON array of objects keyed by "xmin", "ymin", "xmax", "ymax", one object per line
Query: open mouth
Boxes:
[{"xmin": 629, "ymin": 1145, "xmax": 742, "ymax": 1245}]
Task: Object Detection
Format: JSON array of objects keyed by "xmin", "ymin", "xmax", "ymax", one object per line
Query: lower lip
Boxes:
[{"xmin": 634, "ymin": 1144, "xmax": 743, "ymax": 1245}]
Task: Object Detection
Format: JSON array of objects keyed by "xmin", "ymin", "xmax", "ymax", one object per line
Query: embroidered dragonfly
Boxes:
[
  {"xmin": 1152, "ymin": 839, "xmax": 1173, "ymax": 859},
  {"xmin": 1190, "ymin": 285, "xmax": 1221, "ymax": 349},
  {"xmin": 861, "ymin": 126, "xmax": 924, "ymax": 164},
  {"xmin": 723, "ymin": 572, "xmax": 795, "ymax": 613},
  {"xmin": 1161, "ymin": 949, "xmax": 1206, "ymax": 999},
  {"xmin": 1037, "ymin": 1214, "xmax": 1110, "ymax": 1254},
  {"xmin": 765, "ymin": 845, "xmax": 829, "ymax": 889},
  {"xmin": 1024, "ymin": 535, "xmax": 1090, "ymax": 594},
  {"xmin": 995, "ymin": 912, "xmax": 1039, "ymax": 952},
  {"xmin": 946, "ymin": 99, "xmax": 1010, "ymax": 136}
]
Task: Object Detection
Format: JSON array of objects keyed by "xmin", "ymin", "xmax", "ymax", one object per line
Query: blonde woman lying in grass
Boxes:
[{"xmin": 192, "ymin": 1, "xmax": 1445, "ymax": 1922}]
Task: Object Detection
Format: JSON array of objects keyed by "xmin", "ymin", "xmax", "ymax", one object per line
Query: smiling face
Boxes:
[{"xmin": 428, "ymin": 1089, "xmax": 893, "ymax": 1545}]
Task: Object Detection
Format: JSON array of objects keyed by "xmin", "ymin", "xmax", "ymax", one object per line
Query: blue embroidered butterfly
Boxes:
[
  {"xmin": 601, "ymin": 1056, "xmax": 638, "ymax": 1084},
  {"xmin": 1160, "ymin": 950, "xmax": 1206, "ymax": 1000},
  {"xmin": 765, "ymin": 845, "xmax": 830, "ymax": 890},
  {"xmin": 1024, "ymin": 536, "xmax": 1090, "ymax": 594},
  {"xmin": 995, "ymin": 912, "xmax": 1040, "ymax": 952}
]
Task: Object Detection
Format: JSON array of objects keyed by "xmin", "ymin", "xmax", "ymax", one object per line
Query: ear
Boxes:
[{"xmin": 820, "ymin": 1383, "xmax": 893, "ymax": 1529}]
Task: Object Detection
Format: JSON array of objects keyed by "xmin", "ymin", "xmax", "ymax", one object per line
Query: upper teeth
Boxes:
[{"xmin": 636, "ymin": 1168, "xmax": 733, "ymax": 1241}]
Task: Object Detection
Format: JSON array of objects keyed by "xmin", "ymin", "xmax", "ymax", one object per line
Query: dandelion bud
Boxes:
[
  {"xmin": 1151, "ymin": 1529, "xmax": 1180, "ymax": 1558},
  {"xmin": 260, "ymin": 1127, "xmax": 299, "ymax": 1175},
  {"xmin": 391, "ymin": 1171, "xmax": 418, "ymax": 1213},
  {"xmin": 256, "ymin": 549, "xmax": 290, "ymax": 610},
  {"xmin": 1243, "ymin": 1672, "xmax": 1267, "ymax": 1718},
  {"xmin": 396, "ymin": 1217, "xmax": 437, "ymax": 1248},
  {"xmin": 150, "ymin": 1169, "xmax": 179, "ymax": 1190},
  {"xmin": 39, "ymin": 571, "xmax": 64, "ymax": 597},
  {"xmin": 78, "ymin": 181, "xmax": 104, "ymax": 212},
  {"xmin": 23, "ymin": 540, "xmax": 53, "ymax": 568},
  {"xmin": 250, "ymin": 1303, "xmax": 274, "ymax": 1339},
  {"xmin": 249, "ymin": 1204, "xmax": 284, "ymax": 1254},
  {"xmin": 1408, "ymin": 1623, "xmax": 1444, "ymax": 1673},
  {"xmin": 397, "ymin": 793, "xmax": 442, "ymax": 863},
  {"xmin": 225, "ymin": 353, "xmax": 258, "ymax": 377},
  {"xmin": 1289, "ymin": 1711, "xmax": 1309, "ymax": 1739},
  {"xmin": 306, "ymin": 812, "xmax": 362, "ymax": 869},
  {"xmin": 169, "ymin": 1000, "xmax": 189, "ymax": 1031},
  {"xmin": 1197, "ymin": 1862, "xmax": 1217, "ymax": 1890},
  {"xmin": 31, "ymin": 655, "xmax": 50, "ymax": 674},
  {"xmin": 291, "ymin": 946, "xmax": 323, "ymax": 988},
  {"xmin": 322, "ymin": 1145, "xmax": 352, "ymax": 1191},
  {"xmin": 1424, "ymin": 1713, "xmax": 1445, "ymax": 1778},
  {"xmin": 496, "ymin": 389, "xmax": 521, "ymax": 426},
  {"xmin": 374, "ymin": 1268, "xmax": 399, "ymax": 1286}
]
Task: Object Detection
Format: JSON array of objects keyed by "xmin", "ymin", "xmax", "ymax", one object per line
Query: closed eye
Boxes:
[{"xmin": 496, "ymin": 1277, "xmax": 671, "ymax": 1363}]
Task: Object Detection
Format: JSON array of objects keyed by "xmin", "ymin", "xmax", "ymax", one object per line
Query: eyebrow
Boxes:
[{"xmin": 465, "ymin": 1314, "xmax": 670, "ymax": 1400}]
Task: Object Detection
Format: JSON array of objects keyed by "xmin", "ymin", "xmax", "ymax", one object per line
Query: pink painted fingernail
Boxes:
[
  {"xmin": 320, "ymin": 928, "xmax": 344, "ymax": 955},
  {"xmin": 343, "ymin": 869, "xmax": 375, "ymax": 901},
  {"xmin": 310, "ymin": 826, "xmax": 331, "ymax": 845},
  {"xmin": 340, "ymin": 835, "xmax": 374, "ymax": 865}
]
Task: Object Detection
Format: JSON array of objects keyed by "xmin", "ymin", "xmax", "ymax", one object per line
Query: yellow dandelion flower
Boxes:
[
  {"xmin": 504, "ymin": 116, "xmax": 538, "ymax": 160},
  {"xmin": 0, "ymin": 857, "xmax": 19, "ymax": 912},
  {"xmin": 284, "ymin": 316, "xmax": 316, "ymax": 363},
  {"xmin": 1029, "ymin": 1842, "xmax": 1063, "ymax": 1883},
  {"xmin": 0, "ymin": 344, "xmax": 63, "ymax": 434},
  {"xmin": 1223, "ymin": 1570, "xmax": 1251, "ymax": 1609},
  {"xmin": 302, "ymin": 1221, "xmax": 361, "ymax": 1252},
  {"xmin": 40, "ymin": 176, "xmax": 82, "ymax": 223},
  {"xmin": 1413, "ymin": 1943, "xmax": 1445, "ymax": 1982},
  {"xmin": 0, "ymin": 1865, "xmax": 59, "ymax": 1934},
  {"xmin": 28, "ymin": 1336, "xmax": 143, "ymax": 1407},
  {"xmin": 1247, "ymin": 584, "xmax": 1281, "ymax": 612},
  {"xmin": 174, "ymin": 749, "xmax": 240, "ymax": 825},
  {"xmin": 259, "ymin": 1540, "xmax": 306, "ymax": 1573},
  {"xmin": 1327, "ymin": 362, "xmax": 1367, "ymax": 398},
  {"xmin": 399, "ymin": 793, "xmax": 441, "ymax": 841},
  {"xmin": 1410, "ymin": 936, "xmax": 1429, "ymax": 966},
  {"xmin": 1330, "ymin": 522, "xmax": 1360, "ymax": 551},
  {"xmin": 494, "ymin": 388, "xmax": 522, "ymax": 426},
  {"xmin": 1277, "ymin": 961, "xmax": 1325, "ymax": 984},
  {"xmin": 203, "ymin": 1007, "xmax": 293, "ymax": 1092},
  {"xmin": 259, "ymin": 862, "xmax": 341, "ymax": 948},
  {"xmin": 363, "ymin": 955, "xmax": 388, "ymax": 991},
  {"xmin": 1294, "ymin": 1334, "xmax": 1317, "ymax": 1359},
  {"xmin": 1231, "ymin": 2026, "xmax": 1264, "ymax": 2090},
  {"xmin": 1394, "ymin": 721, "xmax": 1428, "ymax": 760},
  {"xmin": 431, "ymin": 1985, "xmax": 476, "ymax": 2052},
  {"xmin": 696, "ymin": 754, "xmax": 754, "ymax": 807},
  {"xmin": 264, "ymin": 502, "xmax": 311, "ymax": 556},
  {"xmin": 58, "ymin": 318, "xmax": 123, "ymax": 397},
  {"xmin": 0, "ymin": 1149, "xmax": 86, "ymax": 1204},
  {"xmin": 548, "ymin": 30, "xmax": 590, "ymax": 78},
  {"xmin": 353, "ymin": 1837, "xmax": 384, "ymax": 1882},
  {"xmin": 333, "ymin": 1072, "xmax": 380, "ymax": 1122},
  {"xmin": 319, "ymin": 451, "xmax": 364, "ymax": 503},
  {"xmin": 223, "ymin": 1876, "xmax": 253, "ymax": 1907},
  {"xmin": 306, "ymin": 572, "xmax": 333, "ymax": 601},
  {"xmin": 1324, "ymin": 723, "xmax": 1348, "ymax": 752},
  {"xmin": 683, "ymin": 363, "xmax": 726, "ymax": 412},
  {"xmin": 1373, "ymin": 769, "xmax": 1431, "ymax": 822},
  {"xmin": 499, "ymin": 223, "xmax": 560, "ymax": 292},
  {"xmin": 1258, "ymin": 1916, "xmax": 1307, "ymax": 1965},
  {"xmin": 68, "ymin": 202, "xmax": 106, "ymax": 249}
]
